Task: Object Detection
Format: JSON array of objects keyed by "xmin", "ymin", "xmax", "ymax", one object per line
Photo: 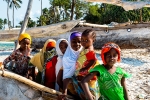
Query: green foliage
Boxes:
[
  {"xmin": 84, "ymin": 3, "xmax": 150, "ymax": 24},
  {"xmin": 19, "ymin": 17, "xmax": 36, "ymax": 28},
  {"xmin": 10, "ymin": 0, "xmax": 22, "ymax": 9},
  {"xmin": 0, "ymin": 18, "xmax": 4, "ymax": 29},
  {"xmin": 0, "ymin": 18, "xmax": 8, "ymax": 29}
]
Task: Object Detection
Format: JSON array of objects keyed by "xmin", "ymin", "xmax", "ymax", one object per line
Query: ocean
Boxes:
[
  {"xmin": 0, "ymin": 42, "xmax": 14, "ymax": 51},
  {"xmin": 0, "ymin": 42, "xmax": 14, "ymax": 57}
]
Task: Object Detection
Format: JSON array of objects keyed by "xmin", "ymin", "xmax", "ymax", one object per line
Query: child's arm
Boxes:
[
  {"xmin": 81, "ymin": 71, "xmax": 99, "ymax": 100},
  {"xmin": 3, "ymin": 51, "xmax": 16, "ymax": 67},
  {"xmin": 121, "ymin": 77, "xmax": 130, "ymax": 100},
  {"xmin": 80, "ymin": 60, "xmax": 96, "ymax": 72},
  {"xmin": 80, "ymin": 51, "xmax": 97, "ymax": 72}
]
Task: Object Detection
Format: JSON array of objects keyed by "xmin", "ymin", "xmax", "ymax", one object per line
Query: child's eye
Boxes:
[{"xmin": 81, "ymin": 40, "xmax": 88, "ymax": 42}]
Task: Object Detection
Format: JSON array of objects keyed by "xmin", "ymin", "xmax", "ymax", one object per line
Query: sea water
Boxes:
[{"xmin": 0, "ymin": 42, "xmax": 14, "ymax": 56}]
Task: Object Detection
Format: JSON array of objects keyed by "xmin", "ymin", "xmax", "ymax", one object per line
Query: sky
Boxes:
[{"xmin": 0, "ymin": 0, "xmax": 50, "ymax": 27}]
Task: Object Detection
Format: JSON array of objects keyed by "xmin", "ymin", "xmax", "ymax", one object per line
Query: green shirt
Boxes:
[{"xmin": 90, "ymin": 64, "xmax": 131, "ymax": 100}]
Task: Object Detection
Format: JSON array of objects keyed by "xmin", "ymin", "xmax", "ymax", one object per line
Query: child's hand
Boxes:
[
  {"xmin": 79, "ymin": 68, "xmax": 88, "ymax": 74},
  {"xmin": 57, "ymin": 94, "xmax": 67, "ymax": 100},
  {"xmin": 25, "ymin": 46, "xmax": 31, "ymax": 56},
  {"xmin": 90, "ymin": 94, "xmax": 96, "ymax": 100},
  {"xmin": 0, "ymin": 62, "xmax": 4, "ymax": 70}
]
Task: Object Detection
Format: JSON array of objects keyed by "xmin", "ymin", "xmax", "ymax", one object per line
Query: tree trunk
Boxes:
[
  {"xmin": 13, "ymin": 4, "xmax": 14, "ymax": 28},
  {"xmin": 140, "ymin": 8, "xmax": 142, "ymax": 23},
  {"xmin": 70, "ymin": 0, "xmax": 75, "ymax": 20},
  {"xmin": 41, "ymin": 0, "xmax": 42, "ymax": 26},
  {"xmin": 7, "ymin": 0, "xmax": 10, "ymax": 30},
  {"xmin": 15, "ymin": 0, "xmax": 34, "ymax": 50}
]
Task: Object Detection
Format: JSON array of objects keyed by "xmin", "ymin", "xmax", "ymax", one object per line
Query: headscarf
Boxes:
[
  {"xmin": 101, "ymin": 42, "xmax": 121, "ymax": 65},
  {"xmin": 63, "ymin": 32, "xmax": 82, "ymax": 79},
  {"xmin": 30, "ymin": 39, "xmax": 56, "ymax": 72},
  {"xmin": 18, "ymin": 33, "xmax": 31, "ymax": 44},
  {"xmin": 55, "ymin": 39, "xmax": 68, "ymax": 77}
]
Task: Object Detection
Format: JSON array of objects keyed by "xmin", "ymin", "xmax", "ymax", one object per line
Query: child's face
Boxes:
[
  {"xmin": 71, "ymin": 37, "xmax": 81, "ymax": 51},
  {"xmin": 19, "ymin": 38, "xmax": 30, "ymax": 50},
  {"xmin": 104, "ymin": 48, "xmax": 118, "ymax": 66},
  {"xmin": 59, "ymin": 40, "xmax": 68, "ymax": 54},
  {"xmin": 81, "ymin": 34, "xmax": 94, "ymax": 49}
]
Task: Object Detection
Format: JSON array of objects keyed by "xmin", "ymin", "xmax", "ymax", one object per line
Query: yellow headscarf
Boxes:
[
  {"xmin": 18, "ymin": 33, "xmax": 32, "ymax": 44},
  {"xmin": 30, "ymin": 39, "xmax": 56, "ymax": 72}
]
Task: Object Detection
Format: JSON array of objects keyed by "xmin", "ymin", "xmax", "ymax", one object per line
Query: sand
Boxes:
[{"xmin": 0, "ymin": 49, "xmax": 150, "ymax": 100}]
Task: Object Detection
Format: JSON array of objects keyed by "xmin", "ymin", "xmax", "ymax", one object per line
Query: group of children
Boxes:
[{"xmin": 2, "ymin": 29, "xmax": 131, "ymax": 100}]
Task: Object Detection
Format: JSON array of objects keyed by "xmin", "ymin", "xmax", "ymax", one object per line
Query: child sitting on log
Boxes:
[{"xmin": 3, "ymin": 33, "xmax": 31, "ymax": 77}]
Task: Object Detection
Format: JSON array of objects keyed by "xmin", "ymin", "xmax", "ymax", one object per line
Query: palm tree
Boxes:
[
  {"xmin": 10, "ymin": 0, "xmax": 22, "ymax": 28},
  {"xmin": 40, "ymin": 0, "xmax": 43, "ymax": 25},
  {"xmin": 70, "ymin": 0, "xmax": 75, "ymax": 20},
  {"xmin": 3, "ymin": 18, "xmax": 7, "ymax": 29},
  {"xmin": 4, "ymin": 0, "xmax": 10, "ymax": 30}
]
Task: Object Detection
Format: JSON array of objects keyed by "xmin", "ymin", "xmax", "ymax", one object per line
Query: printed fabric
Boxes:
[{"xmin": 3, "ymin": 49, "xmax": 30, "ymax": 76}]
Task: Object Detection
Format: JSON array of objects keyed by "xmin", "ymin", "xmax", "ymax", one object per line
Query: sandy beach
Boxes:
[{"xmin": 0, "ymin": 49, "xmax": 150, "ymax": 100}]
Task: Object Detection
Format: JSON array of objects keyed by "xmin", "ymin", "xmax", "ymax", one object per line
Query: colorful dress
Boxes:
[
  {"xmin": 42, "ymin": 48, "xmax": 57, "ymax": 89},
  {"xmin": 73, "ymin": 49, "xmax": 100, "ymax": 100},
  {"xmin": 3, "ymin": 49, "xmax": 30, "ymax": 76},
  {"xmin": 90, "ymin": 64, "xmax": 131, "ymax": 100}
]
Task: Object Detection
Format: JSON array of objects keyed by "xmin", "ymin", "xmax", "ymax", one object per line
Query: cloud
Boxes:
[
  {"xmin": 30, "ymin": 10, "xmax": 41, "ymax": 21},
  {"xmin": 15, "ymin": 10, "xmax": 41, "ymax": 25}
]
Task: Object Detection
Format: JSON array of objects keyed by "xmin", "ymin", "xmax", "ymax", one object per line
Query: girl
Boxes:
[
  {"xmin": 59, "ymin": 31, "xmax": 82, "ymax": 99},
  {"xmin": 30, "ymin": 39, "xmax": 57, "ymax": 89},
  {"xmin": 55, "ymin": 39, "xmax": 68, "ymax": 90},
  {"xmin": 81, "ymin": 42, "xmax": 131, "ymax": 100},
  {"xmin": 73, "ymin": 29, "xmax": 100, "ymax": 99},
  {"xmin": 3, "ymin": 33, "xmax": 31, "ymax": 77}
]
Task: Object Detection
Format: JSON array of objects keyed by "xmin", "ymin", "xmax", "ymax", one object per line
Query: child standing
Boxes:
[
  {"xmin": 55, "ymin": 39, "xmax": 68, "ymax": 90},
  {"xmin": 3, "ymin": 33, "xmax": 31, "ymax": 77},
  {"xmin": 81, "ymin": 42, "xmax": 131, "ymax": 100},
  {"xmin": 73, "ymin": 29, "xmax": 100, "ymax": 99}
]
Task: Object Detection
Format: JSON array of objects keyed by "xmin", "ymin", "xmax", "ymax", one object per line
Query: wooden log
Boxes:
[
  {"xmin": 0, "ymin": 70, "xmax": 74, "ymax": 99},
  {"xmin": 0, "ymin": 20, "xmax": 80, "ymax": 41}
]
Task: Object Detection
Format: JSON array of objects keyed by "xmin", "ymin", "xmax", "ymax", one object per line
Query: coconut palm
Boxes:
[
  {"xmin": 3, "ymin": 18, "xmax": 7, "ymax": 29},
  {"xmin": 0, "ymin": 18, "xmax": 3, "ymax": 29},
  {"xmin": 3, "ymin": 0, "xmax": 11, "ymax": 30},
  {"xmin": 10, "ymin": 0, "xmax": 22, "ymax": 28}
]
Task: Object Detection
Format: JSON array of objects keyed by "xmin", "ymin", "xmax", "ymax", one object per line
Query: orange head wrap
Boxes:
[
  {"xmin": 46, "ymin": 41, "xmax": 56, "ymax": 48},
  {"xmin": 101, "ymin": 42, "xmax": 121, "ymax": 65}
]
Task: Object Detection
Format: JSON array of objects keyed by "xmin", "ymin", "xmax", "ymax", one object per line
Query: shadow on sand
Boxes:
[{"xmin": 121, "ymin": 57, "xmax": 146, "ymax": 67}]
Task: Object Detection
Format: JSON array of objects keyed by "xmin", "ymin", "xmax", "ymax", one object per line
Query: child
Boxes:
[
  {"xmin": 55, "ymin": 39, "xmax": 68, "ymax": 90},
  {"xmin": 30, "ymin": 39, "xmax": 57, "ymax": 89},
  {"xmin": 73, "ymin": 29, "xmax": 100, "ymax": 99},
  {"xmin": 3, "ymin": 33, "xmax": 31, "ymax": 77},
  {"xmin": 81, "ymin": 42, "xmax": 131, "ymax": 100},
  {"xmin": 59, "ymin": 32, "xmax": 82, "ymax": 99}
]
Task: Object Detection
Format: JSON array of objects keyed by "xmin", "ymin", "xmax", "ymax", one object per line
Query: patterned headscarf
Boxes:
[
  {"xmin": 18, "ymin": 33, "xmax": 31, "ymax": 44},
  {"xmin": 101, "ymin": 42, "xmax": 121, "ymax": 65}
]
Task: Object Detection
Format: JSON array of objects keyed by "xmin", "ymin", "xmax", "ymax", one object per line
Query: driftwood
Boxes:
[
  {"xmin": 0, "ymin": 20, "xmax": 80, "ymax": 41},
  {"xmin": 0, "ymin": 69, "xmax": 74, "ymax": 100}
]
